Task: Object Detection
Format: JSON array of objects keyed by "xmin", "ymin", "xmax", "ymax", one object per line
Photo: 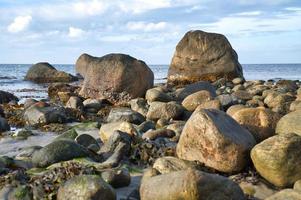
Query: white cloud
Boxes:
[
  {"xmin": 126, "ymin": 21, "xmax": 167, "ymax": 32},
  {"xmin": 73, "ymin": 0, "xmax": 107, "ymax": 16},
  {"xmin": 190, "ymin": 9, "xmax": 301, "ymax": 36},
  {"xmin": 118, "ymin": 0, "xmax": 171, "ymax": 14},
  {"xmin": 68, "ymin": 26, "xmax": 85, "ymax": 38},
  {"xmin": 7, "ymin": 15, "xmax": 32, "ymax": 33},
  {"xmin": 234, "ymin": 11, "xmax": 262, "ymax": 16}
]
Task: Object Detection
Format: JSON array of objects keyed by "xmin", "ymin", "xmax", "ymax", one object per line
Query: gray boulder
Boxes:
[
  {"xmin": 0, "ymin": 90, "xmax": 18, "ymax": 104},
  {"xmin": 177, "ymin": 109, "xmax": 256, "ymax": 173},
  {"xmin": 106, "ymin": 107, "xmax": 145, "ymax": 125},
  {"xmin": 32, "ymin": 140, "xmax": 89, "ymax": 167},
  {"xmin": 168, "ymin": 30, "xmax": 243, "ymax": 85},
  {"xmin": 23, "ymin": 104, "xmax": 67, "ymax": 125},
  {"xmin": 78, "ymin": 53, "xmax": 154, "ymax": 103},
  {"xmin": 24, "ymin": 62, "xmax": 77, "ymax": 83},
  {"xmin": 57, "ymin": 175, "xmax": 116, "ymax": 200},
  {"xmin": 140, "ymin": 168, "xmax": 245, "ymax": 200}
]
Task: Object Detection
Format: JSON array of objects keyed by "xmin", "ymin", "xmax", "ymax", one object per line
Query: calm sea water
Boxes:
[{"xmin": 0, "ymin": 64, "xmax": 301, "ymax": 101}]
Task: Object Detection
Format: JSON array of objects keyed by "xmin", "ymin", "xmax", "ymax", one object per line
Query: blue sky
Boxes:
[{"xmin": 0, "ymin": 0, "xmax": 301, "ymax": 64}]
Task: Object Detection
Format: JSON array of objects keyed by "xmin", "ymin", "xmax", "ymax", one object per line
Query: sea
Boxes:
[{"xmin": 1, "ymin": 63, "xmax": 301, "ymax": 102}]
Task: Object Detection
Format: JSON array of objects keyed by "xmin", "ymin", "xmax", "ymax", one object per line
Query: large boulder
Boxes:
[
  {"xmin": 231, "ymin": 107, "xmax": 281, "ymax": 142},
  {"xmin": 57, "ymin": 175, "xmax": 116, "ymax": 200},
  {"xmin": 177, "ymin": 109, "xmax": 256, "ymax": 173},
  {"xmin": 140, "ymin": 168, "xmax": 245, "ymax": 200},
  {"xmin": 276, "ymin": 110, "xmax": 301, "ymax": 136},
  {"xmin": 24, "ymin": 62, "xmax": 78, "ymax": 83},
  {"xmin": 78, "ymin": 53, "xmax": 154, "ymax": 103},
  {"xmin": 167, "ymin": 30, "xmax": 243, "ymax": 85},
  {"xmin": 251, "ymin": 133, "xmax": 301, "ymax": 187},
  {"xmin": 0, "ymin": 90, "xmax": 18, "ymax": 104},
  {"xmin": 32, "ymin": 140, "xmax": 89, "ymax": 167},
  {"xmin": 75, "ymin": 53, "xmax": 94, "ymax": 78}
]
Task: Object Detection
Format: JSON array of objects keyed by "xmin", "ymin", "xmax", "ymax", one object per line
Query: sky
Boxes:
[{"xmin": 0, "ymin": 0, "xmax": 301, "ymax": 64}]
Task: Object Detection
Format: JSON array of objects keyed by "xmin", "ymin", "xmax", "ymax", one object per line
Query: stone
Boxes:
[
  {"xmin": 83, "ymin": 98, "xmax": 103, "ymax": 112},
  {"xmin": 12, "ymin": 129, "xmax": 33, "ymax": 139},
  {"xmin": 24, "ymin": 62, "xmax": 77, "ymax": 83},
  {"xmin": 167, "ymin": 30, "xmax": 243, "ymax": 85},
  {"xmin": 75, "ymin": 53, "xmax": 94, "ymax": 78},
  {"xmin": 195, "ymin": 99, "xmax": 221, "ymax": 111},
  {"xmin": 265, "ymin": 189, "xmax": 301, "ymax": 200},
  {"xmin": 106, "ymin": 107, "xmax": 145, "ymax": 125},
  {"xmin": 0, "ymin": 185, "xmax": 32, "ymax": 200},
  {"xmin": 57, "ymin": 175, "xmax": 116, "ymax": 200},
  {"xmin": 276, "ymin": 80, "xmax": 298, "ymax": 92},
  {"xmin": 0, "ymin": 90, "xmax": 18, "ymax": 104},
  {"xmin": 15, "ymin": 146, "xmax": 42, "ymax": 159},
  {"xmin": 231, "ymin": 107, "xmax": 281, "ymax": 142},
  {"xmin": 79, "ymin": 53, "xmax": 154, "ymax": 103},
  {"xmin": 137, "ymin": 120, "xmax": 156, "ymax": 133},
  {"xmin": 23, "ymin": 104, "xmax": 67, "ymax": 126},
  {"xmin": 140, "ymin": 168, "xmax": 245, "ymax": 200},
  {"xmin": 99, "ymin": 121, "xmax": 136, "ymax": 143},
  {"xmin": 32, "ymin": 140, "xmax": 89, "ymax": 167},
  {"xmin": 23, "ymin": 99, "xmax": 38, "ymax": 109},
  {"xmin": 290, "ymin": 100, "xmax": 301, "ymax": 111},
  {"xmin": 65, "ymin": 96, "xmax": 83, "ymax": 110},
  {"xmin": 166, "ymin": 121, "xmax": 186, "ymax": 139},
  {"xmin": 232, "ymin": 90, "xmax": 253, "ymax": 101},
  {"xmin": 54, "ymin": 129, "xmax": 78, "ymax": 141},
  {"xmin": 226, "ymin": 104, "xmax": 246, "ymax": 116},
  {"xmin": 217, "ymin": 94, "xmax": 238, "ymax": 109},
  {"xmin": 129, "ymin": 98, "xmax": 148, "ymax": 116},
  {"xmin": 146, "ymin": 102, "xmax": 184, "ymax": 121},
  {"xmin": 48, "ymin": 83, "xmax": 78, "ymax": 102},
  {"xmin": 145, "ymin": 88, "xmax": 172, "ymax": 102},
  {"xmin": 264, "ymin": 92, "xmax": 294, "ymax": 114},
  {"xmin": 101, "ymin": 168, "xmax": 131, "ymax": 188},
  {"xmin": 294, "ymin": 180, "xmax": 301, "ymax": 192},
  {"xmin": 99, "ymin": 131, "xmax": 132, "ymax": 168},
  {"xmin": 251, "ymin": 133, "xmax": 301, "ymax": 187},
  {"xmin": 142, "ymin": 129, "xmax": 175, "ymax": 140},
  {"xmin": 276, "ymin": 110, "xmax": 301, "ymax": 136},
  {"xmin": 156, "ymin": 118, "xmax": 169, "ymax": 128},
  {"xmin": 153, "ymin": 156, "xmax": 198, "ymax": 174},
  {"xmin": 232, "ymin": 77, "xmax": 244, "ymax": 85},
  {"xmin": 238, "ymin": 181, "xmax": 277, "ymax": 200},
  {"xmin": 173, "ymin": 81, "xmax": 216, "ymax": 100},
  {"xmin": 182, "ymin": 90, "xmax": 215, "ymax": 111},
  {"xmin": 0, "ymin": 117, "xmax": 10, "ymax": 132},
  {"xmin": 75, "ymin": 134, "xmax": 99, "ymax": 150},
  {"xmin": 177, "ymin": 109, "xmax": 256, "ymax": 173}
]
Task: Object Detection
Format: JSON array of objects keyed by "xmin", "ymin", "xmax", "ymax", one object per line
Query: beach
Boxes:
[{"xmin": 1, "ymin": 30, "xmax": 301, "ymax": 200}]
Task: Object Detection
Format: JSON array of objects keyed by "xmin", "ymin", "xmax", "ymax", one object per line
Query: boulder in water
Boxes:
[
  {"xmin": 25, "ymin": 62, "xmax": 78, "ymax": 83},
  {"xmin": 168, "ymin": 30, "xmax": 243, "ymax": 85},
  {"xmin": 78, "ymin": 53, "xmax": 154, "ymax": 104}
]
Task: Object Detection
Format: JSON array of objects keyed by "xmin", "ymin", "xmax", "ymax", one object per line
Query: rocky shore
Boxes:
[{"xmin": 1, "ymin": 30, "xmax": 301, "ymax": 200}]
